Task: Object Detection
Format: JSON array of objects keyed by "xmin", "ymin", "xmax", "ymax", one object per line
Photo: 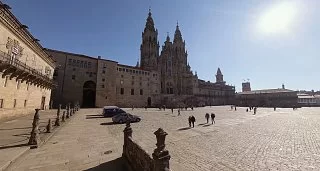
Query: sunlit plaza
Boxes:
[{"xmin": 3, "ymin": 106, "xmax": 320, "ymax": 170}]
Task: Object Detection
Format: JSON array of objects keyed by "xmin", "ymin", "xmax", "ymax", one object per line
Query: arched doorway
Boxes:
[
  {"xmin": 82, "ymin": 81, "xmax": 96, "ymax": 108},
  {"xmin": 147, "ymin": 97, "xmax": 151, "ymax": 107}
]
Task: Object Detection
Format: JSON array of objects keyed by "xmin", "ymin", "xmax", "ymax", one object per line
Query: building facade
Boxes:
[
  {"xmin": 236, "ymin": 88, "xmax": 298, "ymax": 108},
  {"xmin": 0, "ymin": 2, "xmax": 55, "ymax": 121},
  {"xmin": 47, "ymin": 10, "xmax": 235, "ymax": 108}
]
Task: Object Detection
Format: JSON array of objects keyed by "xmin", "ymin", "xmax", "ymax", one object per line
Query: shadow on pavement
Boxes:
[
  {"xmin": 84, "ymin": 157, "xmax": 128, "ymax": 171},
  {"xmin": 198, "ymin": 123, "xmax": 206, "ymax": 126},
  {"xmin": 203, "ymin": 124, "xmax": 211, "ymax": 127},
  {"xmin": 0, "ymin": 127, "xmax": 32, "ymax": 131},
  {"xmin": 177, "ymin": 127, "xmax": 191, "ymax": 131},
  {"xmin": 0, "ymin": 143, "xmax": 29, "ymax": 150},
  {"xmin": 86, "ymin": 115, "xmax": 105, "ymax": 119},
  {"xmin": 100, "ymin": 122, "xmax": 117, "ymax": 126}
]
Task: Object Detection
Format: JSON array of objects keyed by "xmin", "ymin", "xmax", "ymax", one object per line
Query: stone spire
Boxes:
[
  {"xmin": 144, "ymin": 8, "xmax": 155, "ymax": 32},
  {"xmin": 166, "ymin": 32, "xmax": 170, "ymax": 42},
  {"xmin": 140, "ymin": 8, "xmax": 159, "ymax": 70},
  {"xmin": 173, "ymin": 21, "xmax": 183, "ymax": 43},
  {"xmin": 216, "ymin": 67, "xmax": 224, "ymax": 83},
  {"xmin": 217, "ymin": 68, "xmax": 222, "ymax": 75}
]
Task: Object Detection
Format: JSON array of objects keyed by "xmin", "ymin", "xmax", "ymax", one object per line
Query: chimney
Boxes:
[
  {"xmin": 282, "ymin": 84, "xmax": 285, "ymax": 89},
  {"xmin": 98, "ymin": 56, "xmax": 101, "ymax": 59}
]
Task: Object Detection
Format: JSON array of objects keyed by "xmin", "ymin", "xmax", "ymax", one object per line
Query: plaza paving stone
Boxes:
[{"xmin": 5, "ymin": 106, "xmax": 320, "ymax": 171}]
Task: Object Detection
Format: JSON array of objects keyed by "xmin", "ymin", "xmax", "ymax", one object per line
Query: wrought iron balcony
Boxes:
[{"xmin": 0, "ymin": 50, "xmax": 54, "ymax": 89}]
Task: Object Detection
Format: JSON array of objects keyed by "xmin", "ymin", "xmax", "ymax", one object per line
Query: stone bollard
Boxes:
[
  {"xmin": 152, "ymin": 128, "xmax": 171, "ymax": 171},
  {"xmin": 28, "ymin": 109, "xmax": 41, "ymax": 146},
  {"xmin": 54, "ymin": 104, "xmax": 61, "ymax": 126},
  {"xmin": 66, "ymin": 108, "xmax": 70, "ymax": 119},
  {"xmin": 62, "ymin": 111, "xmax": 66, "ymax": 122},
  {"xmin": 46, "ymin": 119, "xmax": 52, "ymax": 133},
  {"xmin": 122, "ymin": 121, "xmax": 133, "ymax": 157}
]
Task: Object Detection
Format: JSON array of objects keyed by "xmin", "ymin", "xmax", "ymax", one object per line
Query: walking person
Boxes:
[
  {"xmin": 171, "ymin": 107, "xmax": 174, "ymax": 114},
  {"xmin": 178, "ymin": 109, "xmax": 181, "ymax": 116},
  {"xmin": 253, "ymin": 107, "xmax": 257, "ymax": 115},
  {"xmin": 191, "ymin": 115, "xmax": 196, "ymax": 127},
  {"xmin": 188, "ymin": 116, "xmax": 192, "ymax": 127},
  {"xmin": 205, "ymin": 113, "xmax": 210, "ymax": 123},
  {"xmin": 211, "ymin": 113, "xmax": 215, "ymax": 124},
  {"xmin": 235, "ymin": 106, "xmax": 237, "ymax": 111}
]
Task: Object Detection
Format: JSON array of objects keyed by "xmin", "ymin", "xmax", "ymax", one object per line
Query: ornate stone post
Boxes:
[
  {"xmin": 54, "ymin": 104, "xmax": 61, "ymax": 126},
  {"xmin": 62, "ymin": 111, "xmax": 66, "ymax": 122},
  {"xmin": 28, "ymin": 109, "xmax": 41, "ymax": 146},
  {"xmin": 152, "ymin": 128, "xmax": 171, "ymax": 171},
  {"xmin": 46, "ymin": 119, "xmax": 52, "ymax": 133},
  {"xmin": 66, "ymin": 107, "xmax": 70, "ymax": 119},
  {"xmin": 122, "ymin": 121, "xmax": 133, "ymax": 157}
]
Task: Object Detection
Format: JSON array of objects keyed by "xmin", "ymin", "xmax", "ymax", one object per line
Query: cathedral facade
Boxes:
[{"xmin": 47, "ymin": 10, "xmax": 235, "ymax": 108}]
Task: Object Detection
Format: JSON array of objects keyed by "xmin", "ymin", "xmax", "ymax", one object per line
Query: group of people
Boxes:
[
  {"xmin": 205, "ymin": 113, "xmax": 215, "ymax": 124},
  {"xmin": 188, "ymin": 113, "xmax": 216, "ymax": 128}
]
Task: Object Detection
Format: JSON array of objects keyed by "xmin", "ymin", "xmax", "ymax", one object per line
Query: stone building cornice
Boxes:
[{"xmin": 0, "ymin": 2, "xmax": 55, "ymax": 68}]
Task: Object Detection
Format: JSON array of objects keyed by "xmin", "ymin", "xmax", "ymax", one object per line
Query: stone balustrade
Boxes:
[{"xmin": 123, "ymin": 122, "xmax": 171, "ymax": 171}]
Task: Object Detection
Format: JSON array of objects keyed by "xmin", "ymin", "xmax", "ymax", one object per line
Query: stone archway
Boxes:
[{"xmin": 82, "ymin": 81, "xmax": 96, "ymax": 108}]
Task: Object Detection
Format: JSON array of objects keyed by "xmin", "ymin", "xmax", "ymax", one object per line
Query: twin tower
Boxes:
[
  {"xmin": 140, "ymin": 10, "xmax": 188, "ymax": 72},
  {"xmin": 139, "ymin": 9, "xmax": 194, "ymax": 95}
]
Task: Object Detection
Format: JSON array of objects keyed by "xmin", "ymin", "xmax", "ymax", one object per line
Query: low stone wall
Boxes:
[
  {"xmin": 124, "ymin": 137, "xmax": 154, "ymax": 171},
  {"xmin": 122, "ymin": 122, "xmax": 171, "ymax": 171}
]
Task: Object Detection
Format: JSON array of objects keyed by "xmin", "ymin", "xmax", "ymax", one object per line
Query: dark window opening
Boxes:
[{"xmin": 121, "ymin": 88, "xmax": 124, "ymax": 95}]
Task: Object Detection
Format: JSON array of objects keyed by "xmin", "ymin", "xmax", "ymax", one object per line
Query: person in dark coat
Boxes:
[
  {"xmin": 190, "ymin": 115, "xmax": 196, "ymax": 127},
  {"xmin": 171, "ymin": 107, "xmax": 174, "ymax": 114},
  {"xmin": 253, "ymin": 107, "xmax": 257, "ymax": 115},
  {"xmin": 246, "ymin": 108, "xmax": 249, "ymax": 112},
  {"xmin": 178, "ymin": 109, "xmax": 181, "ymax": 116},
  {"xmin": 205, "ymin": 113, "xmax": 210, "ymax": 123},
  {"xmin": 211, "ymin": 113, "xmax": 215, "ymax": 124},
  {"xmin": 188, "ymin": 116, "xmax": 192, "ymax": 127}
]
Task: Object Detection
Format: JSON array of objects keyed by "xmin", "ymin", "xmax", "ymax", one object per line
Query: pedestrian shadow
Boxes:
[
  {"xmin": 100, "ymin": 122, "xmax": 117, "ymax": 126},
  {"xmin": 177, "ymin": 127, "xmax": 191, "ymax": 131},
  {"xmin": 84, "ymin": 157, "xmax": 128, "ymax": 171},
  {"xmin": 203, "ymin": 124, "xmax": 211, "ymax": 127},
  {"xmin": 198, "ymin": 123, "xmax": 206, "ymax": 126}
]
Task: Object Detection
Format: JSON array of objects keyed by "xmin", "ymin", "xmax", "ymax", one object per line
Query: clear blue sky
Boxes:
[{"xmin": 4, "ymin": 0, "xmax": 320, "ymax": 92}]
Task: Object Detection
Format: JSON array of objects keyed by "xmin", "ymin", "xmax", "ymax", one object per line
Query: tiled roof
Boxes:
[{"xmin": 238, "ymin": 89, "xmax": 295, "ymax": 95}]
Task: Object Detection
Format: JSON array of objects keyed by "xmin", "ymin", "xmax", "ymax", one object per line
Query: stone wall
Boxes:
[
  {"xmin": 122, "ymin": 122, "xmax": 171, "ymax": 171},
  {"xmin": 124, "ymin": 137, "xmax": 154, "ymax": 171}
]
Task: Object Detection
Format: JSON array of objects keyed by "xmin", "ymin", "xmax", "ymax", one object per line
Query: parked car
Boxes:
[
  {"xmin": 112, "ymin": 113, "xmax": 141, "ymax": 124},
  {"xmin": 102, "ymin": 106, "xmax": 126, "ymax": 117}
]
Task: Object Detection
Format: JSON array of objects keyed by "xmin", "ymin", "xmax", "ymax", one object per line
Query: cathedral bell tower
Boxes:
[
  {"xmin": 216, "ymin": 68, "xmax": 225, "ymax": 84},
  {"xmin": 140, "ymin": 9, "xmax": 159, "ymax": 70}
]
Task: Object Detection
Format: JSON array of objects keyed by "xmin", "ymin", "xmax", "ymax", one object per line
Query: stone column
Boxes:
[
  {"xmin": 46, "ymin": 119, "xmax": 52, "ymax": 133},
  {"xmin": 54, "ymin": 104, "xmax": 61, "ymax": 126},
  {"xmin": 66, "ymin": 107, "xmax": 70, "ymax": 119},
  {"xmin": 28, "ymin": 109, "xmax": 41, "ymax": 146},
  {"xmin": 62, "ymin": 111, "xmax": 66, "ymax": 122},
  {"xmin": 152, "ymin": 128, "xmax": 171, "ymax": 171},
  {"xmin": 122, "ymin": 121, "xmax": 133, "ymax": 157}
]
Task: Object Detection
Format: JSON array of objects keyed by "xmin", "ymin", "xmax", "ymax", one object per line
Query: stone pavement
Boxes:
[
  {"xmin": 0, "ymin": 109, "xmax": 59, "ymax": 171},
  {"xmin": 6, "ymin": 109, "xmax": 126, "ymax": 171},
  {"xmin": 5, "ymin": 106, "xmax": 320, "ymax": 171}
]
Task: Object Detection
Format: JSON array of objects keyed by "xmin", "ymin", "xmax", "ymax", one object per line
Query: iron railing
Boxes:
[{"xmin": 0, "ymin": 50, "xmax": 53, "ymax": 83}]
